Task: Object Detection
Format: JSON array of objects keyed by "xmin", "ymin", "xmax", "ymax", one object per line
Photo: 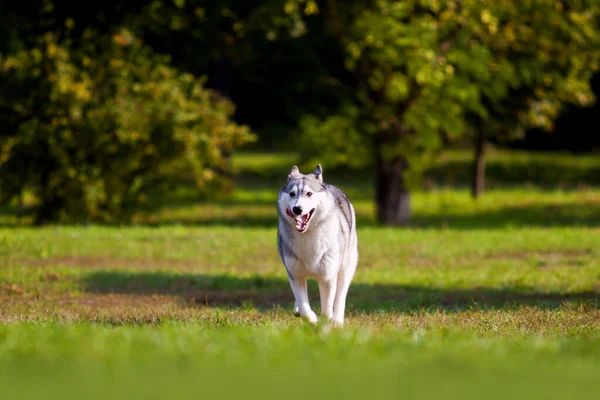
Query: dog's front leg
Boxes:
[
  {"xmin": 318, "ymin": 277, "xmax": 337, "ymax": 321},
  {"xmin": 317, "ymin": 252, "xmax": 340, "ymax": 321},
  {"xmin": 288, "ymin": 276, "xmax": 317, "ymax": 324},
  {"xmin": 332, "ymin": 263, "xmax": 356, "ymax": 327}
]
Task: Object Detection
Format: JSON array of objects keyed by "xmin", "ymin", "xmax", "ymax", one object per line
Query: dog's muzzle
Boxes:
[{"xmin": 286, "ymin": 208, "xmax": 315, "ymax": 233}]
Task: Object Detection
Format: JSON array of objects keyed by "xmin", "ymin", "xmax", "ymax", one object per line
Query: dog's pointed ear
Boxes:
[
  {"xmin": 314, "ymin": 164, "xmax": 323, "ymax": 183},
  {"xmin": 288, "ymin": 165, "xmax": 301, "ymax": 182}
]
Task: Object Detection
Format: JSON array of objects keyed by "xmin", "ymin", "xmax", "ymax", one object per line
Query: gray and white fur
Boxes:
[{"xmin": 277, "ymin": 164, "xmax": 358, "ymax": 326}]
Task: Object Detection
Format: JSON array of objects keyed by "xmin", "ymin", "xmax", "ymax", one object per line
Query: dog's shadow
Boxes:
[{"xmin": 80, "ymin": 270, "xmax": 600, "ymax": 313}]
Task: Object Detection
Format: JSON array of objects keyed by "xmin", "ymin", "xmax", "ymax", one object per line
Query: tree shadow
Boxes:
[
  {"xmin": 0, "ymin": 204, "xmax": 32, "ymax": 227},
  {"xmin": 5, "ymin": 152, "xmax": 599, "ymax": 229},
  {"xmin": 425, "ymin": 158, "xmax": 600, "ymax": 189},
  {"xmin": 409, "ymin": 201, "xmax": 600, "ymax": 230},
  {"xmin": 134, "ymin": 199, "xmax": 600, "ymax": 230},
  {"xmin": 5, "ymin": 197, "xmax": 597, "ymax": 230},
  {"xmin": 80, "ymin": 270, "xmax": 600, "ymax": 313}
]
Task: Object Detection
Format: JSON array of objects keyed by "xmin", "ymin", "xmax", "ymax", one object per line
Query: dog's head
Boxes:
[{"xmin": 278, "ymin": 164, "xmax": 327, "ymax": 233}]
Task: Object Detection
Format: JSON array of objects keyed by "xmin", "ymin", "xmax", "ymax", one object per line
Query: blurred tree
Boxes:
[
  {"xmin": 462, "ymin": 1, "xmax": 600, "ymax": 198},
  {"xmin": 124, "ymin": 0, "xmax": 343, "ymax": 150},
  {"xmin": 295, "ymin": 0, "xmax": 600, "ymax": 223},
  {"xmin": 1, "ymin": 0, "xmax": 598, "ymax": 225},
  {"xmin": 0, "ymin": 5, "xmax": 254, "ymax": 224}
]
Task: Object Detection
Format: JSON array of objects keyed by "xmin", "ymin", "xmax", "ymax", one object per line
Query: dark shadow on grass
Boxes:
[
  {"xmin": 239, "ymin": 154, "xmax": 600, "ymax": 190},
  {"xmin": 5, "ymin": 199, "xmax": 598, "ymax": 230},
  {"xmin": 425, "ymin": 159, "xmax": 600, "ymax": 189},
  {"xmin": 409, "ymin": 201, "xmax": 600, "ymax": 230},
  {"xmin": 135, "ymin": 200, "xmax": 600, "ymax": 229},
  {"xmin": 81, "ymin": 270, "xmax": 600, "ymax": 313}
]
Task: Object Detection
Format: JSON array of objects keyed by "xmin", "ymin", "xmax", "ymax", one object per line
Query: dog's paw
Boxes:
[
  {"xmin": 305, "ymin": 310, "xmax": 318, "ymax": 324},
  {"xmin": 294, "ymin": 305, "xmax": 318, "ymax": 324}
]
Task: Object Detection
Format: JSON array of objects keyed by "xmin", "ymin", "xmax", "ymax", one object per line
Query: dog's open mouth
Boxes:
[{"xmin": 286, "ymin": 208, "xmax": 315, "ymax": 233}]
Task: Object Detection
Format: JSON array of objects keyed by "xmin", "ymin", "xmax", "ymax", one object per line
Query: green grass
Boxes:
[
  {"xmin": 1, "ymin": 148, "xmax": 600, "ymax": 399},
  {"xmin": 3, "ymin": 323, "xmax": 600, "ymax": 400}
]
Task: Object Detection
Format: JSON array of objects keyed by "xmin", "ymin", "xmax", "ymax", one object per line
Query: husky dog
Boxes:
[{"xmin": 277, "ymin": 164, "xmax": 358, "ymax": 326}]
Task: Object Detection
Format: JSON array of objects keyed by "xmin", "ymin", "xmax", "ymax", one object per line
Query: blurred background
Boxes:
[{"xmin": 1, "ymin": 0, "xmax": 599, "ymax": 227}]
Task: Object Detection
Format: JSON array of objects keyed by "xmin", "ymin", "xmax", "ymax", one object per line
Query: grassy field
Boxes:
[{"xmin": 1, "ymin": 148, "xmax": 600, "ymax": 399}]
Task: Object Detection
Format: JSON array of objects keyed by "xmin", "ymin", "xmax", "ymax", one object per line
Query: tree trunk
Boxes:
[
  {"xmin": 374, "ymin": 133, "xmax": 411, "ymax": 226},
  {"xmin": 471, "ymin": 123, "xmax": 486, "ymax": 199}
]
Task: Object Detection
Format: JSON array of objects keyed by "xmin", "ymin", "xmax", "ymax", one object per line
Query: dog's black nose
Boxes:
[{"xmin": 292, "ymin": 206, "xmax": 303, "ymax": 215}]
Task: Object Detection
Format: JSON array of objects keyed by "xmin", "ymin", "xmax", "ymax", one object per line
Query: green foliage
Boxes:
[
  {"xmin": 297, "ymin": 104, "xmax": 373, "ymax": 170},
  {"xmin": 295, "ymin": 0, "xmax": 600, "ymax": 186},
  {"xmin": 0, "ymin": 24, "xmax": 254, "ymax": 224},
  {"xmin": 1, "ymin": 0, "xmax": 598, "ymax": 225},
  {"xmin": 469, "ymin": 0, "xmax": 600, "ymax": 140},
  {"xmin": 128, "ymin": 0, "xmax": 341, "ymax": 152}
]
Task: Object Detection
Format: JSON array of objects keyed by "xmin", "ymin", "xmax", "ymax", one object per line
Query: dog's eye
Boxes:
[
  {"xmin": 289, "ymin": 192, "xmax": 296, "ymax": 197},
  {"xmin": 307, "ymin": 192, "xmax": 313, "ymax": 197}
]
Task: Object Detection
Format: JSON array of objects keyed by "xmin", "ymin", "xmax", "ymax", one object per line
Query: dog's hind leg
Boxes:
[{"xmin": 288, "ymin": 276, "xmax": 317, "ymax": 324}]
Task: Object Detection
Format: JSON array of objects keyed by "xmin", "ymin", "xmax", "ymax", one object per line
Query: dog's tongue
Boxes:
[
  {"xmin": 295, "ymin": 213, "xmax": 310, "ymax": 231},
  {"xmin": 286, "ymin": 208, "xmax": 310, "ymax": 231}
]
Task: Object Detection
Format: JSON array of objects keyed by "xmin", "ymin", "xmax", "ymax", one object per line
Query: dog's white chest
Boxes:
[{"xmin": 284, "ymin": 221, "xmax": 340, "ymax": 279}]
